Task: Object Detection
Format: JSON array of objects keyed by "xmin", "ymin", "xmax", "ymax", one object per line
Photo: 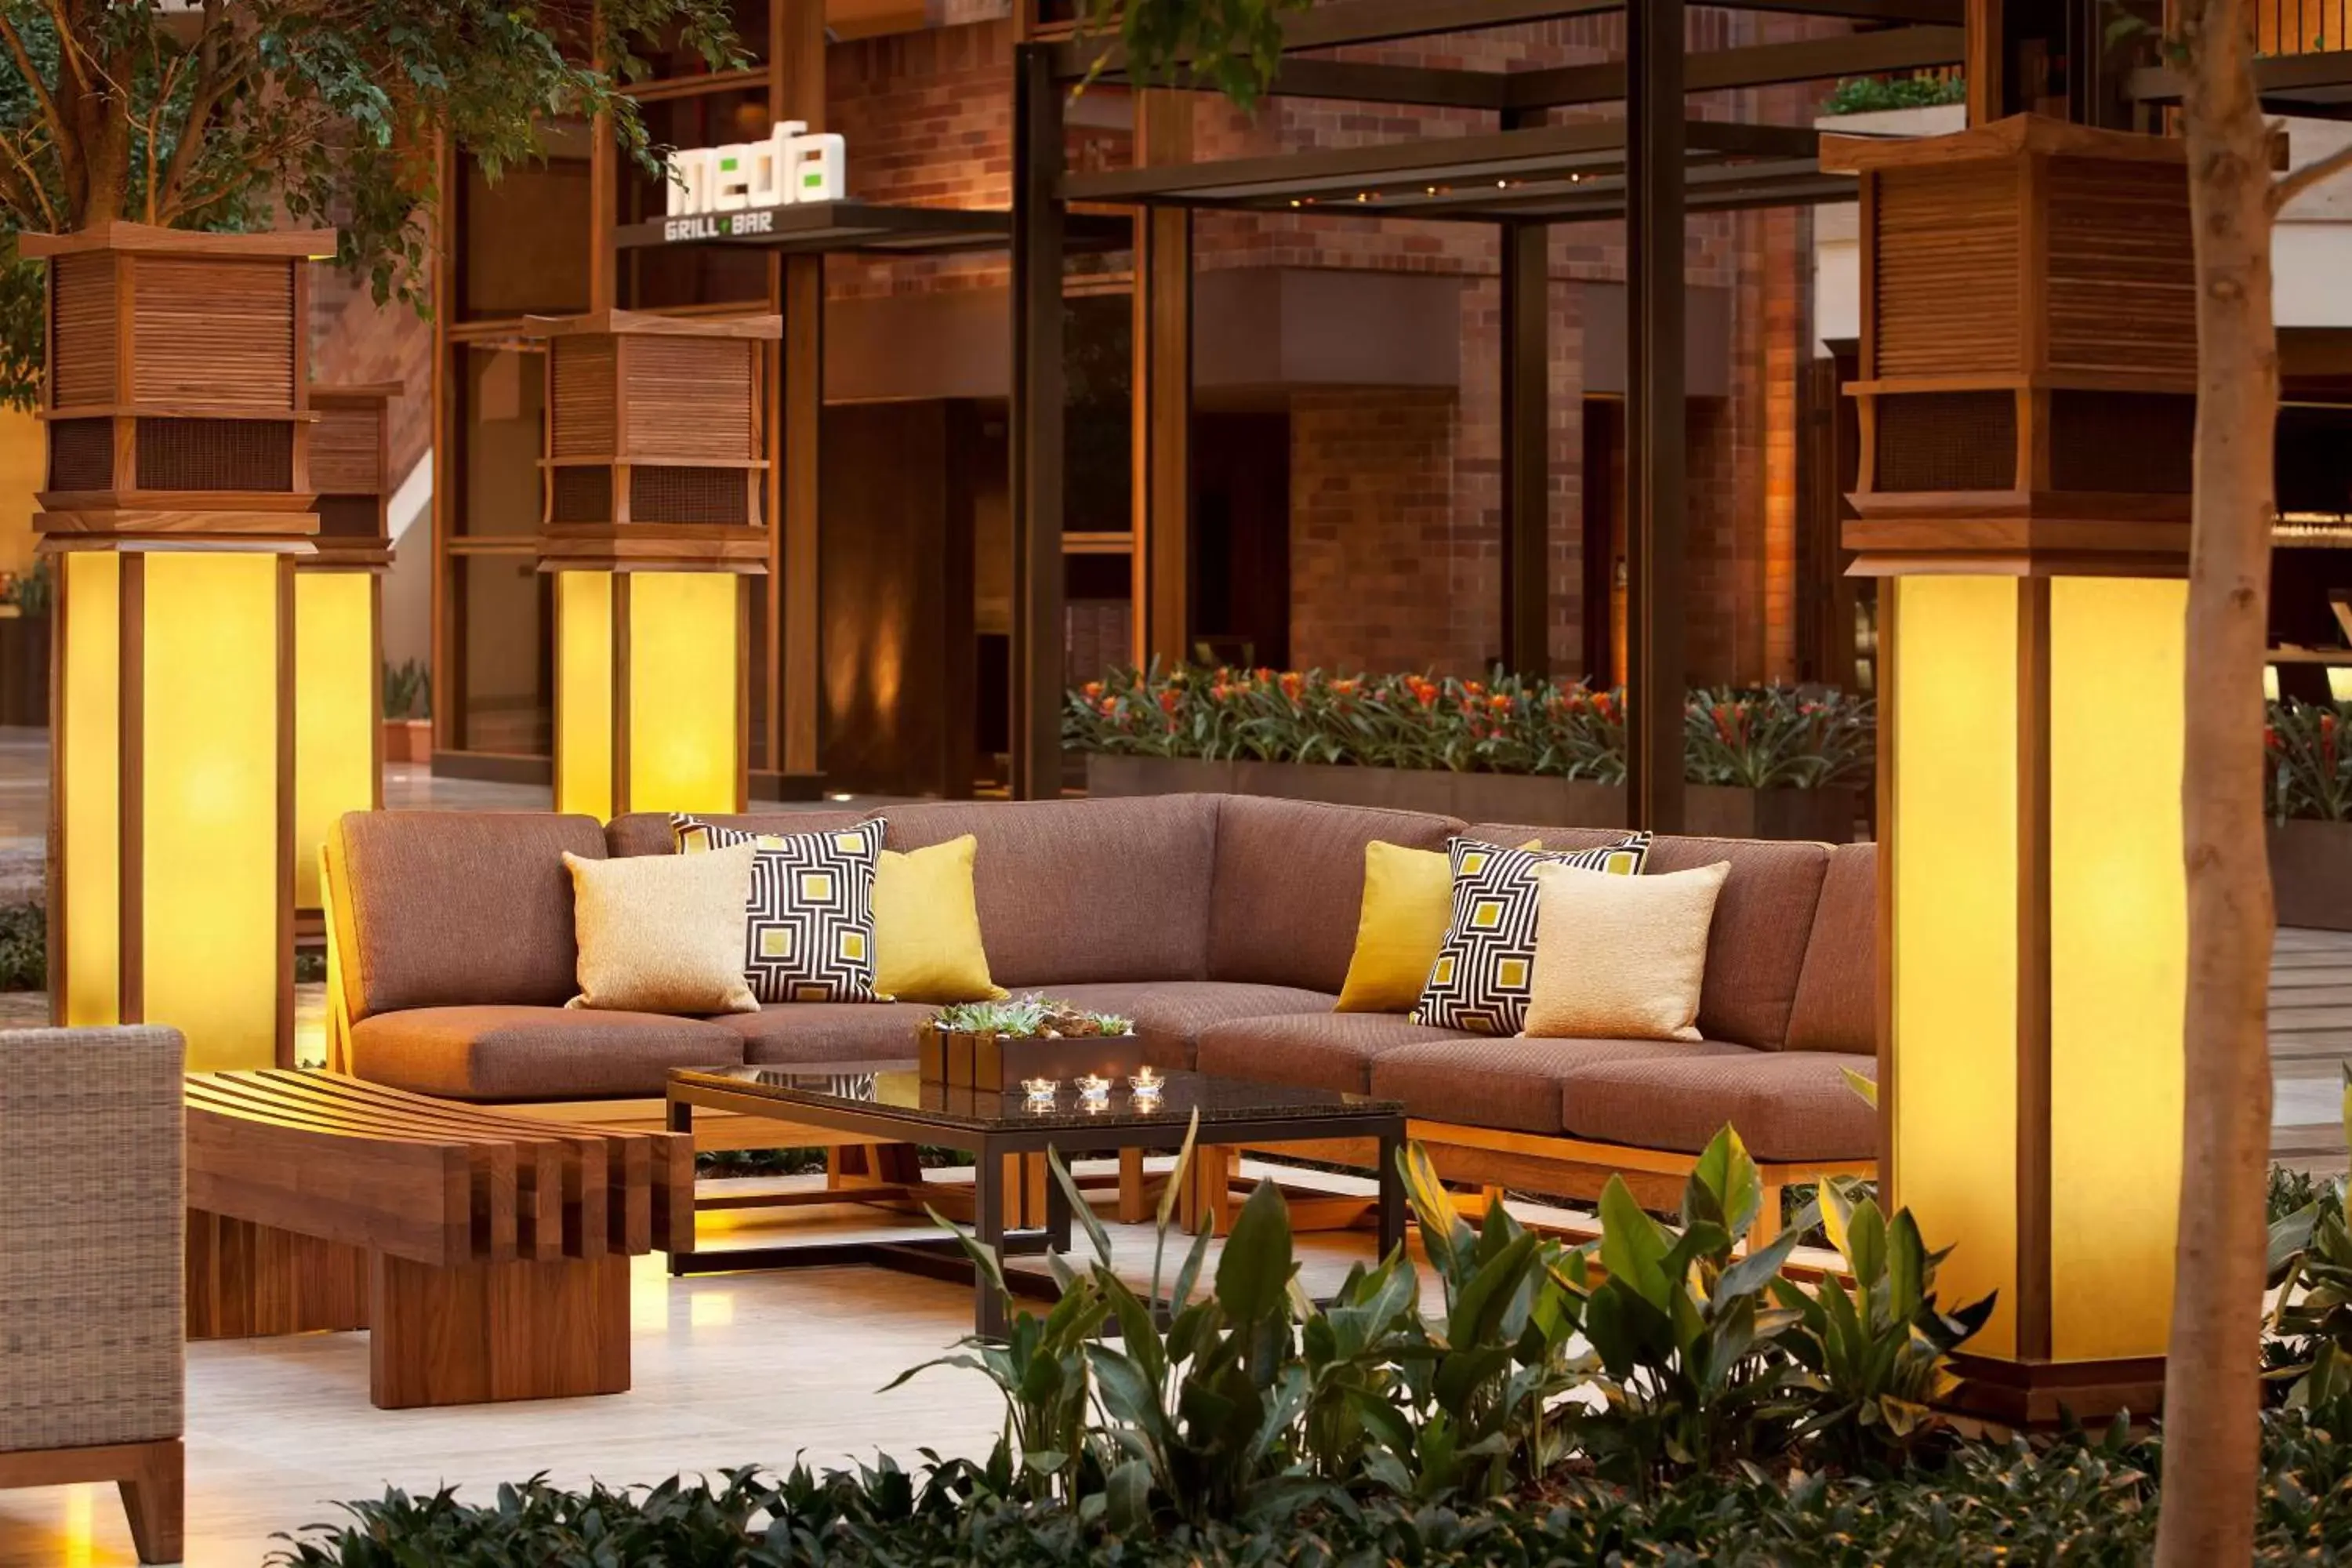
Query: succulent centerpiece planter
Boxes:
[{"xmin": 916, "ymin": 995, "xmax": 1142, "ymax": 1092}]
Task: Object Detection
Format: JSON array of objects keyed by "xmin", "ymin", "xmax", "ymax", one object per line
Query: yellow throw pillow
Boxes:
[
  {"xmin": 563, "ymin": 843, "xmax": 760, "ymax": 1015},
  {"xmin": 873, "ymin": 835, "xmax": 1007, "ymax": 1005},
  {"xmin": 1335, "ymin": 838, "xmax": 1540, "ymax": 1014},
  {"xmin": 1523, "ymin": 859, "xmax": 1731, "ymax": 1042}
]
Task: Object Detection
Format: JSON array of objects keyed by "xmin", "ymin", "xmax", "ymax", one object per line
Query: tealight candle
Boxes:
[
  {"xmin": 1021, "ymin": 1077, "xmax": 1058, "ymax": 1104},
  {"xmin": 1075, "ymin": 1074, "xmax": 1112, "ymax": 1102},
  {"xmin": 1130, "ymin": 1067, "xmax": 1163, "ymax": 1092}
]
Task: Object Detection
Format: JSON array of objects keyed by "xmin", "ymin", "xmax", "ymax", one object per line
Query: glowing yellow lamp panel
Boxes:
[
  {"xmin": 58, "ymin": 550, "xmax": 120, "ymax": 1027},
  {"xmin": 292, "ymin": 569, "xmax": 376, "ymax": 912},
  {"xmin": 2049, "ymin": 575, "xmax": 2186, "ymax": 1362},
  {"xmin": 626, "ymin": 572, "xmax": 740, "ymax": 816},
  {"xmin": 554, "ymin": 569, "xmax": 615, "ymax": 821},
  {"xmin": 141, "ymin": 551, "xmax": 283, "ymax": 1073},
  {"xmin": 1889, "ymin": 574, "xmax": 2020, "ymax": 1357}
]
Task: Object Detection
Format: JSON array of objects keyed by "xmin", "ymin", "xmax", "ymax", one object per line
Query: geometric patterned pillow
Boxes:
[
  {"xmin": 672, "ymin": 815, "xmax": 887, "ymax": 1004},
  {"xmin": 1410, "ymin": 833, "xmax": 1651, "ymax": 1036}
]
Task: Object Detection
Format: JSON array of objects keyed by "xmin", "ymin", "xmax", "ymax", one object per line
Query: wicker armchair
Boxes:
[{"xmin": 0, "ymin": 1026, "xmax": 184, "ymax": 1563}]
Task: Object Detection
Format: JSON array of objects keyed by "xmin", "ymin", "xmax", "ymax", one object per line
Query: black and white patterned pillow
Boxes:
[
  {"xmin": 672, "ymin": 815, "xmax": 886, "ymax": 1004},
  {"xmin": 1411, "ymin": 833, "xmax": 1652, "ymax": 1035}
]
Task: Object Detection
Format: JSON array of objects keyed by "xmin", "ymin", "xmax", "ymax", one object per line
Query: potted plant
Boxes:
[
  {"xmin": 2267, "ymin": 699, "xmax": 2352, "ymax": 928},
  {"xmin": 383, "ymin": 658, "xmax": 432, "ymax": 764},
  {"xmin": 917, "ymin": 994, "xmax": 1141, "ymax": 1091}
]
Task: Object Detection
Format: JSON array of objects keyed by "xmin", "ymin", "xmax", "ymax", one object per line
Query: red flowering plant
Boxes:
[
  {"xmin": 2269, "ymin": 699, "xmax": 2352, "ymax": 822},
  {"xmin": 1682, "ymin": 687, "xmax": 1875, "ymax": 790},
  {"xmin": 1067, "ymin": 665, "xmax": 1872, "ymax": 788}
]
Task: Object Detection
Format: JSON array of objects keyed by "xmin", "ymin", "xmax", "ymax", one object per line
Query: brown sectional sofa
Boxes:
[{"xmin": 321, "ymin": 793, "xmax": 1878, "ymax": 1216}]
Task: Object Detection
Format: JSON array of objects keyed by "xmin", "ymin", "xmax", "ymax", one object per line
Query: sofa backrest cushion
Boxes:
[
  {"xmin": 880, "ymin": 796, "xmax": 1218, "ymax": 987},
  {"xmin": 606, "ymin": 809, "xmax": 872, "ymax": 858},
  {"xmin": 332, "ymin": 811, "xmax": 608, "ymax": 1020},
  {"xmin": 1468, "ymin": 823, "xmax": 1830, "ymax": 1051},
  {"xmin": 1207, "ymin": 796, "xmax": 1461, "ymax": 993},
  {"xmin": 1785, "ymin": 841, "xmax": 1878, "ymax": 1056}
]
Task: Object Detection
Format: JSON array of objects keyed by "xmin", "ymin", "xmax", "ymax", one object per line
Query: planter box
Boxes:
[
  {"xmin": 1082, "ymin": 753, "xmax": 1855, "ymax": 840},
  {"xmin": 916, "ymin": 1022, "xmax": 1144, "ymax": 1091},
  {"xmin": 2270, "ymin": 818, "xmax": 2352, "ymax": 931},
  {"xmin": 1687, "ymin": 784, "xmax": 1860, "ymax": 845},
  {"xmin": 383, "ymin": 718, "xmax": 432, "ymax": 764}
]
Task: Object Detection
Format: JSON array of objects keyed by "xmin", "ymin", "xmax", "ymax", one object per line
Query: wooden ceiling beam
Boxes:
[{"xmin": 1505, "ymin": 25, "xmax": 1965, "ymax": 109}]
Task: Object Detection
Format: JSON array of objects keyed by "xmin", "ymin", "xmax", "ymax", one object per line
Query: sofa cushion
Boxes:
[
  {"xmin": 332, "ymin": 812, "xmax": 607, "ymax": 1019},
  {"xmin": 1123, "ymin": 982, "xmax": 1338, "ymax": 1071},
  {"xmin": 606, "ymin": 809, "xmax": 872, "ymax": 858},
  {"xmin": 677, "ymin": 816, "xmax": 887, "ymax": 1004},
  {"xmin": 1195, "ymin": 1011, "xmax": 1467, "ymax": 1094},
  {"xmin": 1785, "ymin": 842, "xmax": 1878, "ymax": 1057},
  {"xmin": 1207, "ymin": 796, "xmax": 1459, "ymax": 993},
  {"xmin": 348, "ymin": 1006, "xmax": 742, "ymax": 1102},
  {"xmin": 880, "ymin": 797, "xmax": 1218, "ymax": 987},
  {"xmin": 713, "ymin": 1002, "xmax": 940, "ymax": 1067},
  {"xmin": 1369, "ymin": 1036, "xmax": 1747, "ymax": 1136},
  {"xmin": 1467, "ymin": 826, "xmax": 1829, "ymax": 1051},
  {"xmin": 1561, "ymin": 1051, "xmax": 1879, "ymax": 1163}
]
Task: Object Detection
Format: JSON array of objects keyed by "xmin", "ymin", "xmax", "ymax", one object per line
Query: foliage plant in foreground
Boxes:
[{"xmin": 268, "ymin": 1408, "xmax": 2352, "ymax": 1566}]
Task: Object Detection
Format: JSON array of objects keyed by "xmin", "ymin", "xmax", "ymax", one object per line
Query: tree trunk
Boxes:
[{"xmin": 2155, "ymin": 0, "xmax": 2280, "ymax": 1561}]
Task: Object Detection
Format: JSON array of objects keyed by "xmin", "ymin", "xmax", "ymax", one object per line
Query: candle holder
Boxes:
[
  {"xmin": 1075, "ymin": 1074, "xmax": 1112, "ymax": 1107},
  {"xmin": 1021, "ymin": 1077, "xmax": 1058, "ymax": 1108}
]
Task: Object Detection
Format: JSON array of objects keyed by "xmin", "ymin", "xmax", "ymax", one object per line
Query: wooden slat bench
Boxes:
[{"xmin": 184, "ymin": 1070, "xmax": 692, "ymax": 1410}]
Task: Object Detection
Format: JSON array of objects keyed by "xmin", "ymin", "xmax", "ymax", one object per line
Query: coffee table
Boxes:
[{"xmin": 666, "ymin": 1062, "xmax": 1407, "ymax": 1337}]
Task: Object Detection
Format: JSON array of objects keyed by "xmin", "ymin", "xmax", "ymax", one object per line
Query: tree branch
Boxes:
[
  {"xmin": 2272, "ymin": 138, "xmax": 2352, "ymax": 213},
  {"xmin": 0, "ymin": 13, "xmax": 77, "ymax": 209},
  {"xmin": 151, "ymin": 10, "xmax": 249, "ymax": 222}
]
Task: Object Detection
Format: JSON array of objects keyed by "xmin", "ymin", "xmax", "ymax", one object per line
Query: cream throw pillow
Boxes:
[
  {"xmin": 1523, "ymin": 859, "xmax": 1730, "ymax": 1042},
  {"xmin": 563, "ymin": 844, "xmax": 760, "ymax": 1014}
]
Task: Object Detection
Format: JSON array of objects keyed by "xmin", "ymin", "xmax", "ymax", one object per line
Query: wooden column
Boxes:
[
  {"xmin": 524, "ymin": 310, "xmax": 777, "ymax": 818},
  {"xmin": 1011, "ymin": 44, "xmax": 1066, "ymax": 801},
  {"xmin": 1501, "ymin": 211, "xmax": 1550, "ymax": 677},
  {"xmin": 774, "ymin": 0, "xmax": 826, "ymax": 783},
  {"xmin": 1135, "ymin": 89, "xmax": 1194, "ymax": 670},
  {"xmin": 1626, "ymin": 0, "xmax": 1687, "ymax": 833},
  {"xmin": 295, "ymin": 383, "xmax": 398, "ymax": 931},
  {"xmin": 33, "ymin": 223, "xmax": 332, "ymax": 1073}
]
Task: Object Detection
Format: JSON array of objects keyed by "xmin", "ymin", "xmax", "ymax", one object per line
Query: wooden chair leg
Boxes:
[{"xmin": 117, "ymin": 1438, "xmax": 183, "ymax": 1566}]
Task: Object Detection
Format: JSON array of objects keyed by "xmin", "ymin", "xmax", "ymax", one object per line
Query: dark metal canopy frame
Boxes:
[{"xmin": 1011, "ymin": 0, "xmax": 1965, "ymax": 828}]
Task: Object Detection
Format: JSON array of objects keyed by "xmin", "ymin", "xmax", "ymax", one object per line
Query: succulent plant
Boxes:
[{"xmin": 931, "ymin": 993, "xmax": 1133, "ymax": 1039}]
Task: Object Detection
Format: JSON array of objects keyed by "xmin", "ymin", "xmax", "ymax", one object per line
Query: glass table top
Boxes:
[{"xmin": 673, "ymin": 1062, "xmax": 1403, "ymax": 1134}]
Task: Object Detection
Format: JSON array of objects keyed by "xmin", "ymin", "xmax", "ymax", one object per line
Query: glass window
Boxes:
[{"xmin": 459, "ymin": 554, "xmax": 551, "ymax": 754}]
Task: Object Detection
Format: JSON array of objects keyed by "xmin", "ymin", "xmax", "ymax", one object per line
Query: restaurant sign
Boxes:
[{"xmin": 660, "ymin": 120, "xmax": 848, "ymax": 241}]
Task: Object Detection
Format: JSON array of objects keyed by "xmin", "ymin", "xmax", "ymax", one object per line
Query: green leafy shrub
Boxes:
[
  {"xmin": 1822, "ymin": 72, "xmax": 1969, "ymax": 114},
  {"xmin": 267, "ymin": 1408, "xmax": 2352, "ymax": 1566},
  {"xmin": 1065, "ymin": 663, "xmax": 1871, "ymax": 789},
  {"xmin": 2267, "ymin": 1069, "xmax": 2352, "ymax": 1417},
  {"xmin": 0, "ymin": 901, "xmax": 42, "ymax": 991}
]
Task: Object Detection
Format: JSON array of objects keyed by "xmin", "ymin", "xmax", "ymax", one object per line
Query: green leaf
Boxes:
[
  {"xmin": 1214, "ymin": 1178, "xmax": 1297, "ymax": 1322},
  {"xmin": 1598, "ymin": 1176, "xmax": 1671, "ymax": 1309},
  {"xmin": 1692, "ymin": 1125, "xmax": 1763, "ymax": 1240},
  {"xmin": 1846, "ymin": 1200, "xmax": 1888, "ymax": 1289}
]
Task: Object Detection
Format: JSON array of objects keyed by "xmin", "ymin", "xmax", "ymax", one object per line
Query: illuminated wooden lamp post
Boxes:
[
  {"xmin": 1824, "ymin": 117, "xmax": 2193, "ymax": 1421},
  {"xmin": 524, "ymin": 310, "xmax": 776, "ymax": 819},
  {"xmin": 31, "ymin": 222, "xmax": 336, "ymax": 1072},
  {"xmin": 294, "ymin": 383, "xmax": 397, "ymax": 936}
]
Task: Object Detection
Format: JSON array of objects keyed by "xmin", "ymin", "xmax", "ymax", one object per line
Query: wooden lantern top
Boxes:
[
  {"xmin": 521, "ymin": 307, "xmax": 781, "ymax": 343},
  {"xmin": 1818, "ymin": 114, "xmax": 2187, "ymax": 176},
  {"xmin": 305, "ymin": 381, "xmax": 401, "ymax": 568},
  {"xmin": 522, "ymin": 310, "xmax": 774, "ymax": 575},
  {"xmin": 1834, "ymin": 116, "xmax": 2198, "ymax": 579},
  {"xmin": 18, "ymin": 221, "xmax": 339, "ymax": 261},
  {"xmin": 30, "ymin": 222, "xmax": 336, "ymax": 547}
]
